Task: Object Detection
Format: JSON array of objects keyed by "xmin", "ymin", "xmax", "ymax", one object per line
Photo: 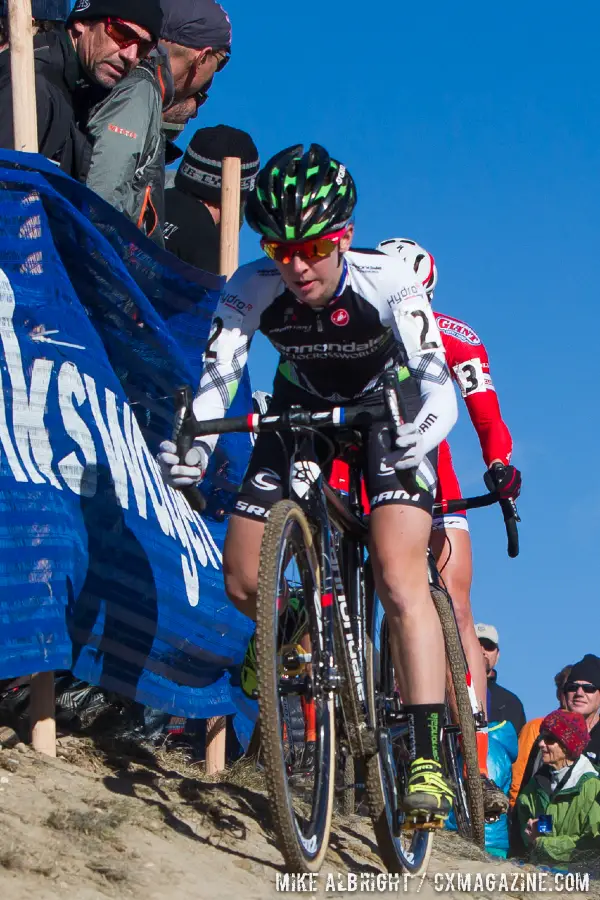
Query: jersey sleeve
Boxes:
[
  {"xmin": 438, "ymin": 316, "xmax": 513, "ymax": 466},
  {"xmin": 191, "ymin": 261, "xmax": 275, "ymax": 455},
  {"xmin": 378, "ymin": 272, "xmax": 458, "ymax": 455}
]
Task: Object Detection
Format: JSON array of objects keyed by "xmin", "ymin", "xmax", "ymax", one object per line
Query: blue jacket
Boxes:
[{"xmin": 446, "ymin": 719, "xmax": 518, "ymax": 856}]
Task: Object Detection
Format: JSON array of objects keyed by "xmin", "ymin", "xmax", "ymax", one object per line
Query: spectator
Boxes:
[
  {"xmin": 164, "ymin": 125, "xmax": 259, "ymax": 272},
  {"xmin": 476, "ymin": 623, "xmax": 526, "ymax": 736},
  {"xmin": 563, "ymin": 653, "xmax": 600, "ymax": 766},
  {"xmin": 84, "ymin": 0, "xmax": 231, "ymax": 243},
  {"xmin": 516, "ymin": 710, "xmax": 600, "ymax": 864},
  {"xmin": 0, "ymin": 0, "xmax": 162, "ymax": 180},
  {"xmin": 509, "ymin": 663, "xmax": 572, "ymax": 807}
]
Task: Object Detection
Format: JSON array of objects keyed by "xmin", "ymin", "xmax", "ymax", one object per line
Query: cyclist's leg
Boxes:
[
  {"xmin": 366, "ymin": 426, "xmax": 452, "ymax": 819},
  {"xmin": 430, "ymin": 520, "xmax": 488, "ymax": 720},
  {"xmin": 223, "ymin": 515, "xmax": 264, "ymax": 620}
]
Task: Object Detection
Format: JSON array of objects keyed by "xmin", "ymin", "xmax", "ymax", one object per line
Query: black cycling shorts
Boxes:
[{"xmin": 233, "ymin": 372, "xmax": 438, "ymax": 523}]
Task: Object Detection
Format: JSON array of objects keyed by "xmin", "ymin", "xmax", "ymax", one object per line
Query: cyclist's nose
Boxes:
[{"xmin": 290, "ymin": 253, "xmax": 309, "ymax": 275}]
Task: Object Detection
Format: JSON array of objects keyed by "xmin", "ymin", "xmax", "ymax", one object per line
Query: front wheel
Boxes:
[{"xmin": 256, "ymin": 500, "xmax": 335, "ymax": 872}]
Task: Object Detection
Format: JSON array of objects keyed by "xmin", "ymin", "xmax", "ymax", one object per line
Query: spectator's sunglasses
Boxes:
[
  {"xmin": 261, "ymin": 228, "xmax": 348, "ymax": 265},
  {"xmin": 212, "ymin": 48, "xmax": 231, "ymax": 72},
  {"xmin": 479, "ymin": 639, "xmax": 498, "ymax": 651},
  {"xmin": 564, "ymin": 681, "xmax": 599, "ymax": 694},
  {"xmin": 104, "ymin": 18, "xmax": 157, "ymax": 57},
  {"xmin": 539, "ymin": 732, "xmax": 559, "ymax": 745}
]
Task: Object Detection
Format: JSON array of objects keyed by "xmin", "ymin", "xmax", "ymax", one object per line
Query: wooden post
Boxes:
[
  {"xmin": 8, "ymin": 0, "xmax": 56, "ymax": 758},
  {"xmin": 8, "ymin": 0, "xmax": 38, "ymax": 152},
  {"xmin": 205, "ymin": 157, "xmax": 242, "ymax": 776}
]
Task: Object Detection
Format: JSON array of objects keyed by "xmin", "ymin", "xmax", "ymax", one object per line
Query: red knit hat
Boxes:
[{"xmin": 540, "ymin": 710, "xmax": 590, "ymax": 758}]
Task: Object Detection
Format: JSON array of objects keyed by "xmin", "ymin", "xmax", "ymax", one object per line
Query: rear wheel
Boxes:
[
  {"xmin": 430, "ymin": 585, "xmax": 486, "ymax": 848},
  {"xmin": 365, "ymin": 596, "xmax": 433, "ymax": 876},
  {"xmin": 256, "ymin": 500, "xmax": 335, "ymax": 872}
]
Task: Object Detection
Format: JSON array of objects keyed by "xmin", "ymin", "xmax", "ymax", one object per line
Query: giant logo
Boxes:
[{"xmin": 435, "ymin": 315, "xmax": 481, "ymax": 346}]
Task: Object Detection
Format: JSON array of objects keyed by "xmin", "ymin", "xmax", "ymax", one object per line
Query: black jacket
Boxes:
[
  {"xmin": 0, "ymin": 26, "xmax": 101, "ymax": 180},
  {"xmin": 163, "ymin": 186, "xmax": 221, "ymax": 274},
  {"xmin": 487, "ymin": 670, "xmax": 526, "ymax": 735}
]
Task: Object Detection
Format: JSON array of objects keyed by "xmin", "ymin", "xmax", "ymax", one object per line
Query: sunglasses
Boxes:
[
  {"xmin": 261, "ymin": 228, "xmax": 348, "ymax": 265},
  {"xmin": 564, "ymin": 681, "xmax": 599, "ymax": 694},
  {"xmin": 212, "ymin": 48, "xmax": 231, "ymax": 72},
  {"xmin": 479, "ymin": 639, "xmax": 498, "ymax": 652},
  {"xmin": 539, "ymin": 733, "xmax": 559, "ymax": 745},
  {"xmin": 104, "ymin": 18, "xmax": 156, "ymax": 57}
]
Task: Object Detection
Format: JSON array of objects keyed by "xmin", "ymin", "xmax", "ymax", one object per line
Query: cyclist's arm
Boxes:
[
  {"xmin": 191, "ymin": 262, "xmax": 272, "ymax": 456},
  {"xmin": 382, "ymin": 288, "xmax": 458, "ymax": 453},
  {"xmin": 447, "ymin": 327, "xmax": 513, "ymax": 466}
]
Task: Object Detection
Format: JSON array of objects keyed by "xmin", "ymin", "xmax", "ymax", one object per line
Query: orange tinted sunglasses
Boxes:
[
  {"xmin": 261, "ymin": 227, "xmax": 347, "ymax": 265},
  {"xmin": 104, "ymin": 18, "xmax": 157, "ymax": 57}
]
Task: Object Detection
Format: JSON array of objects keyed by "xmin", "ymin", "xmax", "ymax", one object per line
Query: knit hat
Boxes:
[
  {"xmin": 160, "ymin": 0, "xmax": 231, "ymax": 50},
  {"xmin": 569, "ymin": 654, "xmax": 600, "ymax": 689},
  {"xmin": 68, "ymin": 0, "xmax": 163, "ymax": 41},
  {"xmin": 540, "ymin": 710, "xmax": 590, "ymax": 759},
  {"xmin": 176, "ymin": 125, "xmax": 259, "ymax": 204}
]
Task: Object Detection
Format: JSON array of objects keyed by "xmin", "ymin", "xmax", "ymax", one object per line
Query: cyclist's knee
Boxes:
[{"xmin": 224, "ymin": 568, "xmax": 257, "ymax": 618}]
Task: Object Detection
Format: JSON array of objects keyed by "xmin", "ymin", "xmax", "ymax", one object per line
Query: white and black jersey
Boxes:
[{"xmin": 193, "ymin": 249, "xmax": 457, "ymax": 458}]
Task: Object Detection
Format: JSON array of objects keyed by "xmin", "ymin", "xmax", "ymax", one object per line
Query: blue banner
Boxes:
[{"xmin": 0, "ymin": 151, "xmax": 257, "ymax": 748}]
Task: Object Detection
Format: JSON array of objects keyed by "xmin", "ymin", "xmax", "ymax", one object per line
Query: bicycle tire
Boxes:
[
  {"xmin": 430, "ymin": 585, "xmax": 486, "ymax": 848},
  {"xmin": 256, "ymin": 500, "xmax": 336, "ymax": 872},
  {"xmin": 336, "ymin": 745, "xmax": 356, "ymax": 817},
  {"xmin": 365, "ymin": 583, "xmax": 433, "ymax": 876}
]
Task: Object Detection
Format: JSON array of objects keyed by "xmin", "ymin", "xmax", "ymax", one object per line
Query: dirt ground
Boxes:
[{"xmin": 0, "ymin": 731, "xmax": 597, "ymax": 900}]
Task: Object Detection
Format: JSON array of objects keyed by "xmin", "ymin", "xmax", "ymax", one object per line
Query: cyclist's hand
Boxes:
[
  {"xmin": 484, "ymin": 463, "xmax": 522, "ymax": 500},
  {"xmin": 393, "ymin": 422, "xmax": 425, "ymax": 470},
  {"xmin": 157, "ymin": 440, "xmax": 208, "ymax": 488}
]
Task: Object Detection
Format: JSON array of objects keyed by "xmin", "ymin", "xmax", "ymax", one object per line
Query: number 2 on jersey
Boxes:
[{"xmin": 411, "ymin": 309, "xmax": 439, "ymax": 351}]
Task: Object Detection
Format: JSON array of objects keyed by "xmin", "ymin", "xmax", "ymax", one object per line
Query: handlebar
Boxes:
[{"xmin": 172, "ymin": 384, "xmax": 520, "ymax": 557}]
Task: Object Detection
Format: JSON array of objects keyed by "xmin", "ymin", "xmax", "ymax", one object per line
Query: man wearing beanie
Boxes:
[
  {"xmin": 163, "ymin": 125, "xmax": 259, "ymax": 272},
  {"xmin": 83, "ymin": 0, "xmax": 232, "ymax": 243},
  {"xmin": 563, "ymin": 653, "xmax": 600, "ymax": 764},
  {"xmin": 0, "ymin": 0, "xmax": 161, "ymax": 180}
]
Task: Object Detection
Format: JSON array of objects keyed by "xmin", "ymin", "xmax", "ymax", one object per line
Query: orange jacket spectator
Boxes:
[
  {"xmin": 509, "ymin": 664, "xmax": 573, "ymax": 807},
  {"xmin": 509, "ymin": 716, "xmax": 543, "ymax": 806}
]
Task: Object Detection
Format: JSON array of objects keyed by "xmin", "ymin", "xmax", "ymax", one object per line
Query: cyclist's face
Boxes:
[{"xmin": 274, "ymin": 225, "xmax": 353, "ymax": 307}]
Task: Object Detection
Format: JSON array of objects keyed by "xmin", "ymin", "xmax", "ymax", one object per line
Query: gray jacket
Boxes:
[{"xmin": 85, "ymin": 49, "xmax": 174, "ymax": 245}]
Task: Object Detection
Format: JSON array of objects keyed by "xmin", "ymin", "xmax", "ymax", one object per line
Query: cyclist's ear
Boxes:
[{"xmin": 340, "ymin": 224, "xmax": 354, "ymax": 252}]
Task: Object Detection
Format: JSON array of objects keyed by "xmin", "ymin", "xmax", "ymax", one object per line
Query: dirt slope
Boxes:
[{"xmin": 0, "ymin": 735, "xmax": 595, "ymax": 900}]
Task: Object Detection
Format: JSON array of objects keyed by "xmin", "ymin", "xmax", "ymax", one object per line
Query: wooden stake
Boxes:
[
  {"xmin": 8, "ymin": 0, "xmax": 56, "ymax": 758},
  {"xmin": 205, "ymin": 157, "xmax": 242, "ymax": 776},
  {"xmin": 8, "ymin": 0, "xmax": 38, "ymax": 153}
]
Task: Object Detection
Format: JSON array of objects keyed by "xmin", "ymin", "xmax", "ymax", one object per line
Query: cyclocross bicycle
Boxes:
[{"xmin": 173, "ymin": 373, "xmax": 520, "ymax": 874}]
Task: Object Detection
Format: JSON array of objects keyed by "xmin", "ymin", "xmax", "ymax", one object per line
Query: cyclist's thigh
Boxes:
[
  {"xmin": 223, "ymin": 514, "xmax": 265, "ymax": 601},
  {"xmin": 363, "ymin": 420, "xmax": 437, "ymax": 516}
]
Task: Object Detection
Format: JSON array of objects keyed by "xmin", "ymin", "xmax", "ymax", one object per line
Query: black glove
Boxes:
[{"xmin": 484, "ymin": 463, "xmax": 522, "ymax": 500}]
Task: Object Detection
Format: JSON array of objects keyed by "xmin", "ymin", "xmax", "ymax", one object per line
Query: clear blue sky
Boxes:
[{"xmin": 175, "ymin": 0, "xmax": 599, "ymax": 720}]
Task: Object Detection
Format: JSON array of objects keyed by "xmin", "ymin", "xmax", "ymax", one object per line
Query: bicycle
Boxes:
[{"xmin": 172, "ymin": 374, "xmax": 520, "ymax": 873}]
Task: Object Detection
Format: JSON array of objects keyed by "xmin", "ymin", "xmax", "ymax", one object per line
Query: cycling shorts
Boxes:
[
  {"xmin": 432, "ymin": 439, "xmax": 469, "ymax": 532},
  {"xmin": 233, "ymin": 372, "xmax": 438, "ymax": 523}
]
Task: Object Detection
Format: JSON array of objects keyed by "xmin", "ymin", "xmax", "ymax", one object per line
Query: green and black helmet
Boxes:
[{"xmin": 245, "ymin": 143, "xmax": 357, "ymax": 242}]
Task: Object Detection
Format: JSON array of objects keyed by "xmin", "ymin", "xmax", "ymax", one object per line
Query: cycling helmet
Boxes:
[
  {"xmin": 377, "ymin": 237, "xmax": 438, "ymax": 298},
  {"xmin": 245, "ymin": 143, "xmax": 357, "ymax": 241}
]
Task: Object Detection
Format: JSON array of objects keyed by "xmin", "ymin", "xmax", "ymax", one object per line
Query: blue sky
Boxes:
[{"xmin": 174, "ymin": 1, "xmax": 599, "ymax": 720}]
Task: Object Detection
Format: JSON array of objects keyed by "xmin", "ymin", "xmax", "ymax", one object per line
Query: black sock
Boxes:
[{"xmin": 404, "ymin": 704, "xmax": 445, "ymax": 763}]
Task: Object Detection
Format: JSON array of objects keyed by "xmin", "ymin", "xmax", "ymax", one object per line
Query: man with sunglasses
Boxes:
[
  {"xmin": 563, "ymin": 654, "xmax": 600, "ymax": 766},
  {"xmin": 0, "ymin": 0, "xmax": 162, "ymax": 180},
  {"xmin": 159, "ymin": 143, "xmax": 460, "ymax": 824},
  {"xmin": 84, "ymin": 0, "xmax": 231, "ymax": 243},
  {"xmin": 476, "ymin": 623, "xmax": 526, "ymax": 737}
]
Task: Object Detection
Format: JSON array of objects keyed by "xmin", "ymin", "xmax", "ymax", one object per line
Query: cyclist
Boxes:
[
  {"xmin": 377, "ymin": 237, "xmax": 522, "ymax": 816},
  {"xmin": 159, "ymin": 144, "xmax": 458, "ymax": 822}
]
